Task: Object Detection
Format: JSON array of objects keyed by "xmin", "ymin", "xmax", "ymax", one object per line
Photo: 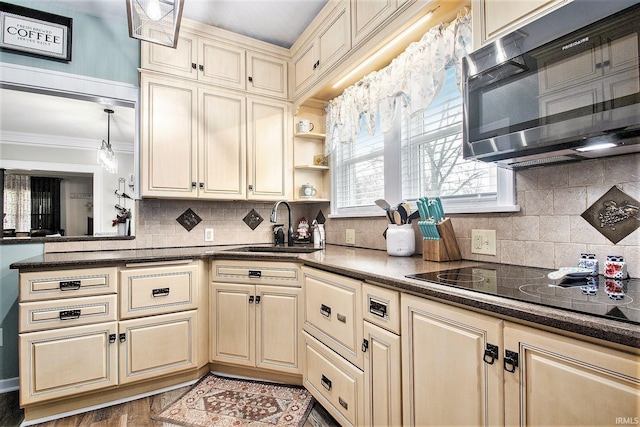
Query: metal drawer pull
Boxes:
[
  {"xmin": 152, "ymin": 288, "xmax": 170, "ymax": 297},
  {"xmin": 321, "ymin": 374, "xmax": 332, "ymax": 391},
  {"xmin": 483, "ymin": 343, "xmax": 499, "ymax": 365},
  {"xmin": 369, "ymin": 300, "xmax": 388, "ymax": 318},
  {"xmin": 337, "ymin": 313, "xmax": 346, "ymax": 323},
  {"xmin": 339, "ymin": 397, "xmax": 348, "ymax": 410},
  {"xmin": 320, "ymin": 304, "xmax": 331, "ymax": 317},
  {"xmin": 59, "ymin": 309, "xmax": 81, "ymax": 320},
  {"xmin": 249, "ymin": 270, "xmax": 262, "ymax": 278},
  {"xmin": 59, "ymin": 280, "xmax": 81, "ymax": 291}
]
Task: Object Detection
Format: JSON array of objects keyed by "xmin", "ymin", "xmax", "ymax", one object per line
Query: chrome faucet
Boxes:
[{"xmin": 270, "ymin": 200, "xmax": 295, "ymax": 246}]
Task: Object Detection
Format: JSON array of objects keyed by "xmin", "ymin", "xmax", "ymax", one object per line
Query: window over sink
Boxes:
[{"xmin": 332, "ymin": 68, "xmax": 517, "ymax": 217}]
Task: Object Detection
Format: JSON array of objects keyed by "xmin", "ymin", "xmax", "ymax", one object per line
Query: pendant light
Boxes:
[
  {"xmin": 97, "ymin": 109, "xmax": 118, "ymax": 174},
  {"xmin": 126, "ymin": 0, "xmax": 184, "ymax": 48}
]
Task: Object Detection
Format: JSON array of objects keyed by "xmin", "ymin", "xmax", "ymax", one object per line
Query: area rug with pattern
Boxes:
[{"xmin": 154, "ymin": 373, "xmax": 315, "ymax": 427}]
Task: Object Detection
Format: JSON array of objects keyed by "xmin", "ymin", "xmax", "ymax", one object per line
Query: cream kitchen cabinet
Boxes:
[
  {"xmin": 18, "ymin": 267, "xmax": 119, "ymax": 406},
  {"xmin": 362, "ymin": 283, "xmax": 402, "ymax": 427},
  {"xmin": 18, "ymin": 261, "xmax": 206, "ymax": 421},
  {"xmin": 210, "ymin": 260, "xmax": 303, "ymax": 374},
  {"xmin": 246, "ymin": 97, "xmax": 292, "ymax": 201},
  {"xmin": 472, "ymin": 0, "xmax": 570, "ymax": 49},
  {"xmin": 401, "ymin": 294, "xmax": 504, "ymax": 426},
  {"xmin": 118, "ymin": 310, "xmax": 198, "ymax": 385},
  {"xmin": 20, "ymin": 321, "xmax": 118, "ymax": 405},
  {"xmin": 293, "ymin": 0, "xmax": 351, "ymax": 98},
  {"xmin": 142, "ymin": 31, "xmax": 288, "ymax": 99},
  {"xmin": 141, "ymin": 73, "xmax": 290, "ymax": 201},
  {"xmin": 351, "ymin": 0, "xmax": 412, "ymax": 45},
  {"xmin": 503, "ymin": 322, "xmax": 640, "ymax": 426}
]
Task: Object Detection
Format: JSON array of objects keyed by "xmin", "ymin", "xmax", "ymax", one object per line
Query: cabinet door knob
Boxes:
[
  {"xmin": 199, "ymin": 64, "xmax": 204, "ymax": 71},
  {"xmin": 248, "ymin": 76, "xmax": 253, "ymax": 82},
  {"xmin": 255, "ymin": 295, "xmax": 261, "ymax": 304},
  {"xmin": 249, "ymin": 295, "xmax": 255, "ymax": 304},
  {"xmin": 119, "ymin": 333, "xmax": 127, "ymax": 343},
  {"xmin": 191, "ymin": 63, "xmax": 197, "ymax": 69},
  {"xmin": 199, "ymin": 182, "xmax": 204, "ymax": 189},
  {"xmin": 192, "ymin": 182, "xmax": 197, "ymax": 189}
]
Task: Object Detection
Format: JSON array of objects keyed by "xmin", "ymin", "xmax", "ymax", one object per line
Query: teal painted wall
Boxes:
[
  {"xmin": 0, "ymin": 243, "xmax": 43, "ymax": 382},
  {"xmin": 0, "ymin": 1, "xmax": 139, "ymax": 85}
]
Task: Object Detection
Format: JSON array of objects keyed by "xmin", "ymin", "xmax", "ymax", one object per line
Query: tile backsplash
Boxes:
[{"xmin": 44, "ymin": 154, "xmax": 638, "ymax": 277}]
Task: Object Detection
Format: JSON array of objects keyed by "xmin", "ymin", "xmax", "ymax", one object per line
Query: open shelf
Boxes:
[
  {"xmin": 295, "ymin": 165, "xmax": 330, "ymax": 171},
  {"xmin": 294, "ymin": 132, "xmax": 326, "ymax": 140}
]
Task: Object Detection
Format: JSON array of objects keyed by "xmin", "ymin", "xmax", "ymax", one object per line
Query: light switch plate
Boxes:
[
  {"xmin": 471, "ymin": 229, "xmax": 496, "ymax": 255},
  {"xmin": 346, "ymin": 229, "xmax": 356, "ymax": 245},
  {"xmin": 205, "ymin": 228, "xmax": 214, "ymax": 242}
]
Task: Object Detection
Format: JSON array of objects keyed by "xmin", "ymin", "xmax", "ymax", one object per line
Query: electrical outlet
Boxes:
[
  {"xmin": 471, "ymin": 229, "xmax": 496, "ymax": 255},
  {"xmin": 205, "ymin": 228, "xmax": 214, "ymax": 242},
  {"xmin": 345, "ymin": 229, "xmax": 356, "ymax": 245}
]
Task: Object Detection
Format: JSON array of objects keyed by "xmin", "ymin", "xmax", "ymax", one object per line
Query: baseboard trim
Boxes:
[{"xmin": 0, "ymin": 378, "xmax": 19, "ymax": 394}]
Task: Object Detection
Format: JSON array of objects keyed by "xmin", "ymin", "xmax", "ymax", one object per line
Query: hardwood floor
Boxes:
[{"xmin": 1, "ymin": 385, "xmax": 340, "ymax": 427}]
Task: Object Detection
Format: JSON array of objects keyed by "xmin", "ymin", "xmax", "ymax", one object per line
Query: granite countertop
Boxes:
[{"xmin": 10, "ymin": 244, "xmax": 639, "ymax": 349}]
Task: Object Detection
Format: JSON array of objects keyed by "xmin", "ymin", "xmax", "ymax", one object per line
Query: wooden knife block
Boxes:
[{"xmin": 422, "ymin": 218, "xmax": 462, "ymax": 262}]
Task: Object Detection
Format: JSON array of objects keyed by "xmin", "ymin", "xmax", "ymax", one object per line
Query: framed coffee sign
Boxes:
[{"xmin": 0, "ymin": 2, "xmax": 72, "ymax": 61}]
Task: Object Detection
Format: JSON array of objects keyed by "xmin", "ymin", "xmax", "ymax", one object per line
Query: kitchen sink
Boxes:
[{"xmin": 224, "ymin": 245, "xmax": 321, "ymax": 253}]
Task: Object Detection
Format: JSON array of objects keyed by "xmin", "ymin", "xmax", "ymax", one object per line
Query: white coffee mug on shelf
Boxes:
[
  {"xmin": 301, "ymin": 183, "xmax": 317, "ymax": 198},
  {"xmin": 298, "ymin": 119, "xmax": 314, "ymax": 133}
]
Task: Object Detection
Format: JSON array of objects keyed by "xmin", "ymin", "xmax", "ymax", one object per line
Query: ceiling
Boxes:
[{"xmin": 48, "ymin": 0, "xmax": 329, "ymax": 48}]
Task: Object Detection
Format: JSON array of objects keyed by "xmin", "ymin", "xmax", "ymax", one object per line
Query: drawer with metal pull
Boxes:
[
  {"xmin": 362, "ymin": 282, "xmax": 400, "ymax": 334},
  {"xmin": 119, "ymin": 263, "xmax": 199, "ymax": 319},
  {"xmin": 211, "ymin": 260, "xmax": 301, "ymax": 286},
  {"xmin": 19, "ymin": 294, "xmax": 117, "ymax": 333},
  {"xmin": 302, "ymin": 267, "xmax": 363, "ymax": 369},
  {"xmin": 303, "ymin": 331, "xmax": 364, "ymax": 427},
  {"xmin": 20, "ymin": 267, "xmax": 117, "ymax": 302}
]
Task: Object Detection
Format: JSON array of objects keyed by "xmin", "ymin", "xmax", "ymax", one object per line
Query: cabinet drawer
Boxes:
[
  {"xmin": 303, "ymin": 332, "xmax": 364, "ymax": 427},
  {"xmin": 212, "ymin": 260, "xmax": 301, "ymax": 286},
  {"xmin": 20, "ymin": 267, "xmax": 117, "ymax": 302},
  {"xmin": 362, "ymin": 282, "xmax": 400, "ymax": 334},
  {"xmin": 19, "ymin": 294, "xmax": 117, "ymax": 333},
  {"xmin": 120, "ymin": 263, "xmax": 199, "ymax": 319},
  {"xmin": 303, "ymin": 267, "xmax": 363, "ymax": 368},
  {"xmin": 119, "ymin": 310, "xmax": 198, "ymax": 384},
  {"xmin": 19, "ymin": 322, "xmax": 118, "ymax": 405}
]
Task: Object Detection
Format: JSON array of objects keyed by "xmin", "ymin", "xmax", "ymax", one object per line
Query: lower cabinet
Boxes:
[
  {"xmin": 119, "ymin": 310, "xmax": 198, "ymax": 385},
  {"xmin": 19, "ymin": 321, "xmax": 118, "ymax": 405},
  {"xmin": 210, "ymin": 282, "xmax": 302, "ymax": 374},
  {"xmin": 362, "ymin": 320, "xmax": 402, "ymax": 427},
  {"xmin": 504, "ymin": 322, "xmax": 640, "ymax": 426},
  {"xmin": 401, "ymin": 294, "xmax": 504, "ymax": 426},
  {"xmin": 303, "ymin": 331, "xmax": 364, "ymax": 427}
]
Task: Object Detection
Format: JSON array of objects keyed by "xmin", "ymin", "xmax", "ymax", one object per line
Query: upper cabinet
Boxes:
[
  {"xmin": 142, "ymin": 29, "xmax": 289, "ymax": 100},
  {"xmin": 472, "ymin": 0, "xmax": 571, "ymax": 50},
  {"xmin": 351, "ymin": 0, "xmax": 411, "ymax": 45},
  {"xmin": 293, "ymin": 1, "xmax": 351, "ymax": 98}
]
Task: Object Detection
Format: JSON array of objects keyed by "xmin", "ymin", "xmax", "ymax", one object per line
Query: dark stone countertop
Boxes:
[{"xmin": 10, "ymin": 244, "xmax": 639, "ymax": 349}]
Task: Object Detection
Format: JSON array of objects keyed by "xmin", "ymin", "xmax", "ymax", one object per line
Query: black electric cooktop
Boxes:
[{"xmin": 407, "ymin": 263, "xmax": 640, "ymax": 325}]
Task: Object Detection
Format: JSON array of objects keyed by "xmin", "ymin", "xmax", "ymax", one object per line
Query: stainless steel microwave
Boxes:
[{"xmin": 462, "ymin": 0, "xmax": 640, "ymax": 168}]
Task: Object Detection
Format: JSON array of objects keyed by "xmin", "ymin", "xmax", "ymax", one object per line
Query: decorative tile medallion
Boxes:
[
  {"xmin": 581, "ymin": 185, "xmax": 639, "ymax": 244},
  {"xmin": 243, "ymin": 209, "xmax": 263, "ymax": 230},
  {"xmin": 176, "ymin": 208, "xmax": 202, "ymax": 232}
]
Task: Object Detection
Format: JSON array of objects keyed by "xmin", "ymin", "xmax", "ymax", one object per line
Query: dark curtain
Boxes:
[{"xmin": 30, "ymin": 177, "xmax": 61, "ymax": 233}]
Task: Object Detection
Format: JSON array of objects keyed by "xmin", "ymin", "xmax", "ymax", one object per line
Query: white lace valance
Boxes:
[{"xmin": 325, "ymin": 9, "xmax": 472, "ymax": 155}]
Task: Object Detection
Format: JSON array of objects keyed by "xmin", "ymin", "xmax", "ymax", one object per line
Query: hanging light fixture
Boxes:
[
  {"xmin": 126, "ymin": 0, "xmax": 184, "ymax": 48},
  {"xmin": 98, "ymin": 109, "xmax": 118, "ymax": 174}
]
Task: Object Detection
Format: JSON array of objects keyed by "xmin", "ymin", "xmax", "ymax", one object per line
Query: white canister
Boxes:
[{"xmin": 386, "ymin": 224, "xmax": 415, "ymax": 256}]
